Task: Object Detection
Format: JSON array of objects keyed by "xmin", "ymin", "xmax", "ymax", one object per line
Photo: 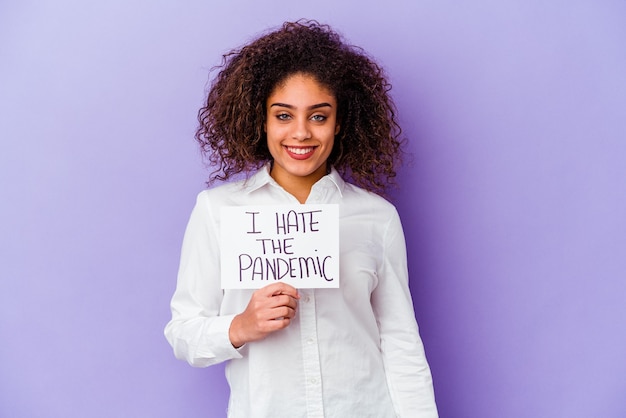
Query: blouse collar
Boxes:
[{"xmin": 243, "ymin": 163, "xmax": 345, "ymax": 198}]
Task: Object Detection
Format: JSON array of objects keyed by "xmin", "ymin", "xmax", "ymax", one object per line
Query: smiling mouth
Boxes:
[{"xmin": 286, "ymin": 146, "xmax": 315, "ymax": 155}]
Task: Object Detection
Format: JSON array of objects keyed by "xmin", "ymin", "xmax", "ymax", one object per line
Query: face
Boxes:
[{"xmin": 265, "ymin": 73, "xmax": 340, "ymax": 189}]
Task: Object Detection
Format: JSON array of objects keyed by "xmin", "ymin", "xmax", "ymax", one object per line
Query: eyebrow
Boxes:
[{"xmin": 269, "ymin": 102, "xmax": 333, "ymax": 110}]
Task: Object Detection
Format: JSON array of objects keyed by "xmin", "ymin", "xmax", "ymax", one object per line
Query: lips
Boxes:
[{"xmin": 284, "ymin": 145, "xmax": 316, "ymax": 160}]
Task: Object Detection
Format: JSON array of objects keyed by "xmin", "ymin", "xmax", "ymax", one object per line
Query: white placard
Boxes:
[{"xmin": 220, "ymin": 204, "xmax": 339, "ymax": 289}]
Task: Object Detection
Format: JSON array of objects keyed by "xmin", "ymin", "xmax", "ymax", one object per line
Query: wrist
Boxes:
[{"xmin": 228, "ymin": 315, "xmax": 245, "ymax": 348}]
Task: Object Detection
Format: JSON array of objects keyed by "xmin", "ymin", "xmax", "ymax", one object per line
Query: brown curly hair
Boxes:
[{"xmin": 196, "ymin": 20, "xmax": 404, "ymax": 194}]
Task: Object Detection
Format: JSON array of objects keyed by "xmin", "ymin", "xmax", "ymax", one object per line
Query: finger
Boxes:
[
  {"xmin": 263, "ymin": 282, "xmax": 299, "ymax": 299},
  {"xmin": 267, "ymin": 294, "xmax": 299, "ymax": 310},
  {"xmin": 277, "ymin": 305, "xmax": 295, "ymax": 319},
  {"xmin": 270, "ymin": 307, "xmax": 296, "ymax": 322},
  {"xmin": 285, "ymin": 306, "xmax": 296, "ymax": 318},
  {"xmin": 269, "ymin": 316, "xmax": 292, "ymax": 330}
]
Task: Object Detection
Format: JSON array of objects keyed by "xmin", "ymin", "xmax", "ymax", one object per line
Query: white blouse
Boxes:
[{"xmin": 165, "ymin": 166, "xmax": 438, "ymax": 418}]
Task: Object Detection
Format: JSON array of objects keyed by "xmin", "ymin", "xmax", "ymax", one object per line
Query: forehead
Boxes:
[{"xmin": 268, "ymin": 73, "xmax": 336, "ymax": 101}]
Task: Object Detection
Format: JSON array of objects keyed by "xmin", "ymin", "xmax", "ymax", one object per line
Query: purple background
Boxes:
[{"xmin": 1, "ymin": 1, "xmax": 625, "ymax": 417}]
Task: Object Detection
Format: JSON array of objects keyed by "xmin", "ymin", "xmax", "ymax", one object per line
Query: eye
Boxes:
[
  {"xmin": 311, "ymin": 114, "xmax": 327, "ymax": 122},
  {"xmin": 276, "ymin": 113, "xmax": 291, "ymax": 121}
]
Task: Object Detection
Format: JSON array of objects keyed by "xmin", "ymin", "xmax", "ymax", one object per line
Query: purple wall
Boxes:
[{"xmin": 1, "ymin": 1, "xmax": 625, "ymax": 417}]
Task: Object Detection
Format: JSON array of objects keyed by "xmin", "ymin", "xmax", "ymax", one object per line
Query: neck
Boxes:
[{"xmin": 270, "ymin": 164, "xmax": 328, "ymax": 204}]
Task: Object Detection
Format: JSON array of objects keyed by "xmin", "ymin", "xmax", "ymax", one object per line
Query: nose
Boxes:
[{"xmin": 291, "ymin": 118, "xmax": 311, "ymax": 141}]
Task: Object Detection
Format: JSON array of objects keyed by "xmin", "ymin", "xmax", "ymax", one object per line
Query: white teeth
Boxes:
[{"xmin": 287, "ymin": 147, "xmax": 313, "ymax": 155}]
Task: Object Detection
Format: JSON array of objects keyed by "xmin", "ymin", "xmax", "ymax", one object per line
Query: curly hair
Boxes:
[{"xmin": 196, "ymin": 20, "xmax": 404, "ymax": 194}]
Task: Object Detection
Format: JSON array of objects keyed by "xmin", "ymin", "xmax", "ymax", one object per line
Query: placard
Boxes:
[{"xmin": 220, "ymin": 204, "xmax": 339, "ymax": 289}]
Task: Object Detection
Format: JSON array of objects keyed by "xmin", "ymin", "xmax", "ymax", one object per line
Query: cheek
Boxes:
[
  {"xmin": 325, "ymin": 126, "xmax": 338, "ymax": 145},
  {"xmin": 265, "ymin": 119, "xmax": 286, "ymax": 138},
  {"xmin": 265, "ymin": 124, "xmax": 284, "ymax": 152}
]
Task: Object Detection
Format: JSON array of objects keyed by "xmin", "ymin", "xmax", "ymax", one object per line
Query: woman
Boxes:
[{"xmin": 165, "ymin": 20, "xmax": 438, "ymax": 417}]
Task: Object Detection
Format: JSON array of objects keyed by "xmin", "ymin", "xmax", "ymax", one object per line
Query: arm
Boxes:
[
  {"xmin": 163, "ymin": 192, "xmax": 239, "ymax": 367},
  {"xmin": 164, "ymin": 192, "xmax": 299, "ymax": 367},
  {"xmin": 372, "ymin": 210, "xmax": 438, "ymax": 417}
]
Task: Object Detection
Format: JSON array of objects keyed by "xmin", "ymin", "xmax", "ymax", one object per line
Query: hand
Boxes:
[{"xmin": 229, "ymin": 282, "xmax": 300, "ymax": 348}]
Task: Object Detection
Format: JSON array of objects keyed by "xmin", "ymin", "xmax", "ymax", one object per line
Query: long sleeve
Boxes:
[
  {"xmin": 372, "ymin": 209, "xmax": 438, "ymax": 417},
  {"xmin": 164, "ymin": 170, "xmax": 439, "ymax": 416},
  {"xmin": 164, "ymin": 192, "xmax": 242, "ymax": 367}
]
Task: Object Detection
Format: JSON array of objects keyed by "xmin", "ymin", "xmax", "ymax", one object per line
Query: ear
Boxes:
[{"xmin": 334, "ymin": 123, "xmax": 340, "ymax": 135}]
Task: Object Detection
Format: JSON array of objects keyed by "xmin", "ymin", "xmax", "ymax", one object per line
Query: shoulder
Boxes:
[
  {"xmin": 342, "ymin": 182, "xmax": 398, "ymax": 214},
  {"xmin": 189, "ymin": 178, "xmax": 252, "ymax": 223},
  {"xmin": 339, "ymin": 183, "xmax": 405, "ymax": 250},
  {"xmin": 339, "ymin": 182, "xmax": 402, "ymax": 231},
  {"xmin": 197, "ymin": 165, "xmax": 271, "ymax": 204},
  {"xmin": 198, "ymin": 178, "xmax": 247, "ymax": 201}
]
